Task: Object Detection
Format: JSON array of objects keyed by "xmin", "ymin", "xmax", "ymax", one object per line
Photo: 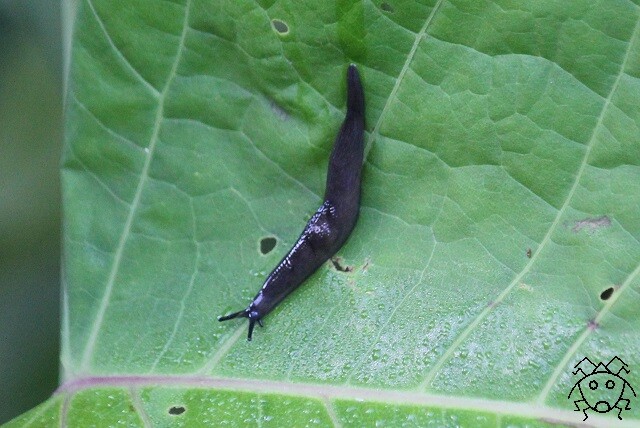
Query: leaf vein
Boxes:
[
  {"xmin": 149, "ymin": 199, "xmax": 200, "ymax": 372},
  {"xmin": 536, "ymin": 13, "xmax": 640, "ymax": 403},
  {"xmin": 322, "ymin": 398, "xmax": 342, "ymax": 428},
  {"xmin": 419, "ymin": 7, "xmax": 640, "ymax": 392},
  {"xmin": 345, "ymin": 235, "xmax": 437, "ymax": 383},
  {"xmin": 55, "ymin": 375, "xmax": 640, "ymax": 428},
  {"xmin": 86, "ymin": 0, "xmax": 160, "ymax": 97},
  {"xmin": 77, "ymin": 0, "xmax": 193, "ymax": 375},
  {"xmin": 536, "ymin": 259, "xmax": 640, "ymax": 404},
  {"xmin": 72, "ymin": 93, "xmax": 144, "ymax": 151},
  {"xmin": 364, "ymin": 0, "xmax": 446, "ymax": 160},
  {"xmin": 129, "ymin": 388, "xmax": 153, "ymax": 428}
]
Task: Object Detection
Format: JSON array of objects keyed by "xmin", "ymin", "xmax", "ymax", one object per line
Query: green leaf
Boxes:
[{"xmin": 9, "ymin": 0, "xmax": 640, "ymax": 426}]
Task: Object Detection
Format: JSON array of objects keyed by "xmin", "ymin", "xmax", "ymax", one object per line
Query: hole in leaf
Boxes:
[
  {"xmin": 331, "ymin": 257, "xmax": 353, "ymax": 272},
  {"xmin": 168, "ymin": 406, "xmax": 186, "ymax": 415},
  {"xmin": 260, "ymin": 237, "xmax": 277, "ymax": 254},
  {"xmin": 271, "ymin": 19, "xmax": 289, "ymax": 35},
  {"xmin": 600, "ymin": 287, "xmax": 614, "ymax": 300},
  {"xmin": 380, "ymin": 2, "xmax": 394, "ymax": 12},
  {"xmin": 526, "ymin": 248, "xmax": 532, "ymax": 258}
]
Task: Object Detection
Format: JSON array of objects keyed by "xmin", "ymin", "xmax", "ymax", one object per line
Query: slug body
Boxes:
[{"xmin": 218, "ymin": 65, "xmax": 365, "ymax": 340}]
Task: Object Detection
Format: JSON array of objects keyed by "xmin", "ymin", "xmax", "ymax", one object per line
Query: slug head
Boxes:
[{"xmin": 218, "ymin": 307, "xmax": 263, "ymax": 341}]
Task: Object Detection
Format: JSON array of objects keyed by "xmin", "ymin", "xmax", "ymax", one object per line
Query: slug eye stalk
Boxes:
[{"xmin": 217, "ymin": 309, "xmax": 264, "ymax": 341}]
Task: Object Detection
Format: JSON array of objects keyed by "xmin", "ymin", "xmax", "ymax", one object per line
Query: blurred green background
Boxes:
[{"xmin": 0, "ymin": 0, "xmax": 65, "ymax": 423}]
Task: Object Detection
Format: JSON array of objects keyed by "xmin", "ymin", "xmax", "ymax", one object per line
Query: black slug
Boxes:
[{"xmin": 218, "ymin": 64, "xmax": 365, "ymax": 340}]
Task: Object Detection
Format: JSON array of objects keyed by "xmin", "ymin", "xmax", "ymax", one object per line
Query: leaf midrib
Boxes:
[{"xmin": 54, "ymin": 375, "xmax": 637, "ymax": 428}]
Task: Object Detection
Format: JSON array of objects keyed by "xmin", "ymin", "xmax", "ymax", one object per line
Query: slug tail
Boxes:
[
  {"xmin": 346, "ymin": 64, "xmax": 364, "ymax": 120},
  {"xmin": 324, "ymin": 64, "xmax": 365, "ymax": 211}
]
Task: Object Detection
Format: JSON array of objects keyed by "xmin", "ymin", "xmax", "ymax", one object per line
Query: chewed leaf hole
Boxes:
[
  {"xmin": 260, "ymin": 237, "xmax": 277, "ymax": 254},
  {"xmin": 331, "ymin": 257, "xmax": 353, "ymax": 272},
  {"xmin": 600, "ymin": 286, "xmax": 614, "ymax": 301},
  {"xmin": 168, "ymin": 406, "xmax": 186, "ymax": 415},
  {"xmin": 380, "ymin": 2, "xmax": 394, "ymax": 12},
  {"xmin": 271, "ymin": 19, "xmax": 289, "ymax": 35}
]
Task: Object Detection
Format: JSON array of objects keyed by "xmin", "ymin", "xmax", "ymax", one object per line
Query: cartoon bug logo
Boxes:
[{"xmin": 568, "ymin": 356, "xmax": 636, "ymax": 421}]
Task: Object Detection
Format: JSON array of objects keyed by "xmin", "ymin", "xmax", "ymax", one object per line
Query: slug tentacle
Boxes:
[
  {"xmin": 247, "ymin": 317, "xmax": 257, "ymax": 341},
  {"xmin": 217, "ymin": 309, "xmax": 248, "ymax": 322},
  {"xmin": 219, "ymin": 64, "xmax": 365, "ymax": 341},
  {"xmin": 217, "ymin": 307, "xmax": 264, "ymax": 341}
]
